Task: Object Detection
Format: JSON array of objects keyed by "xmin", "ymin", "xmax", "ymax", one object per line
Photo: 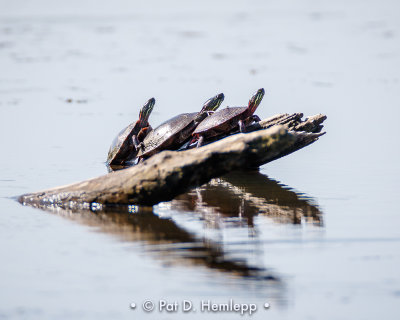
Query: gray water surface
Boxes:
[{"xmin": 1, "ymin": 0, "xmax": 400, "ymax": 319}]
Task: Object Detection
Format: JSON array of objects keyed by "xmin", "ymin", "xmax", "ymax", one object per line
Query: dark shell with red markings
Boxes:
[
  {"xmin": 107, "ymin": 121, "xmax": 144, "ymax": 165},
  {"xmin": 193, "ymin": 107, "xmax": 248, "ymax": 135},
  {"xmin": 138, "ymin": 112, "xmax": 197, "ymax": 158},
  {"xmin": 107, "ymin": 97, "xmax": 155, "ymax": 166},
  {"xmin": 137, "ymin": 92, "xmax": 225, "ymax": 158}
]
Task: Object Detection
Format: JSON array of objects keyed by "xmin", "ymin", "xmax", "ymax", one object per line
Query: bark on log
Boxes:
[{"xmin": 18, "ymin": 113, "xmax": 326, "ymax": 208}]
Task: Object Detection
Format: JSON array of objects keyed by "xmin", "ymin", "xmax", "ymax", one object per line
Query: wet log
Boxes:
[{"xmin": 18, "ymin": 113, "xmax": 326, "ymax": 208}]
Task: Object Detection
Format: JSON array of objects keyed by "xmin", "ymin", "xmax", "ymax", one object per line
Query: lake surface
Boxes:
[{"xmin": 1, "ymin": 0, "xmax": 400, "ymax": 319}]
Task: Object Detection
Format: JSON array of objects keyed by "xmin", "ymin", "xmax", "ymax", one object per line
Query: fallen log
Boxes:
[{"xmin": 18, "ymin": 113, "xmax": 326, "ymax": 208}]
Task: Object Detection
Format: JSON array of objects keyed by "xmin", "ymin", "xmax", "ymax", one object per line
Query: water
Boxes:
[{"xmin": 1, "ymin": 0, "xmax": 400, "ymax": 319}]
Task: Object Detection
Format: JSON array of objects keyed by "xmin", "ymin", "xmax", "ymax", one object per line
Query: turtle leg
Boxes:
[
  {"xmin": 132, "ymin": 135, "xmax": 140, "ymax": 150},
  {"xmin": 238, "ymin": 120, "xmax": 246, "ymax": 133},
  {"xmin": 196, "ymin": 135, "xmax": 205, "ymax": 148},
  {"xmin": 251, "ymin": 115, "xmax": 261, "ymax": 122},
  {"xmin": 137, "ymin": 126, "xmax": 151, "ymax": 142},
  {"xmin": 183, "ymin": 137, "xmax": 195, "ymax": 150},
  {"xmin": 137, "ymin": 141, "xmax": 145, "ymax": 152}
]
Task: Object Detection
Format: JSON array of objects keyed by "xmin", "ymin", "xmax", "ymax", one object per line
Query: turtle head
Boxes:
[
  {"xmin": 248, "ymin": 88, "xmax": 265, "ymax": 114},
  {"xmin": 195, "ymin": 93, "xmax": 224, "ymax": 122},
  {"xmin": 139, "ymin": 97, "xmax": 155, "ymax": 125},
  {"xmin": 200, "ymin": 93, "xmax": 224, "ymax": 113}
]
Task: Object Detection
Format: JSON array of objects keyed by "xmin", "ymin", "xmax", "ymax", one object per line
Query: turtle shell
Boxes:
[
  {"xmin": 107, "ymin": 121, "xmax": 141, "ymax": 165},
  {"xmin": 193, "ymin": 106, "xmax": 247, "ymax": 135},
  {"xmin": 139, "ymin": 112, "xmax": 197, "ymax": 157}
]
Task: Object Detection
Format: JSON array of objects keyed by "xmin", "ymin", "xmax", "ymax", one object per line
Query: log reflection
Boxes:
[
  {"xmin": 23, "ymin": 202, "xmax": 280, "ymax": 283},
  {"xmin": 168, "ymin": 171, "xmax": 323, "ymax": 227},
  {"xmin": 19, "ymin": 170, "xmax": 322, "ymax": 299}
]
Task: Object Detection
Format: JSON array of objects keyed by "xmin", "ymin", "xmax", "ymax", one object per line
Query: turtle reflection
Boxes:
[
  {"xmin": 21, "ymin": 171, "xmax": 322, "ymax": 302},
  {"xmin": 169, "ymin": 171, "xmax": 323, "ymax": 227},
  {"xmin": 29, "ymin": 203, "xmax": 281, "ymax": 284}
]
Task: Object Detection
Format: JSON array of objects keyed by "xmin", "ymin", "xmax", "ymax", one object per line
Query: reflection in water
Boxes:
[
  {"xmin": 20, "ymin": 171, "xmax": 323, "ymax": 303},
  {"xmin": 32, "ymin": 203, "xmax": 281, "ymax": 282},
  {"xmin": 168, "ymin": 171, "xmax": 323, "ymax": 227}
]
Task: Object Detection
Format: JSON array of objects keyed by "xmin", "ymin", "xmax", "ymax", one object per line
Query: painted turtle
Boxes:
[
  {"xmin": 190, "ymin": 88, "xmax": 265, "ymax": 147},
  {"xmin": 106, "ymin": 97, "xmax": 155, "ymax": 166},
  {"xmin": 137, "ymin": 93, "xmax": 224, "ymax": 159}
]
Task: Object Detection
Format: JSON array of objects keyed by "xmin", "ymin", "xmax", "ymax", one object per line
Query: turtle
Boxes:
[
  {"xmin": 190, "ymin": 88, "xmax": 265, "ymax": 147},
  {"xmin": 136, "ymin": 92, "xmax": 224, "ymax": 160},
  {"xmin": 106, "ymin": 97, "xmax": 155, "ymax": 166}
]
